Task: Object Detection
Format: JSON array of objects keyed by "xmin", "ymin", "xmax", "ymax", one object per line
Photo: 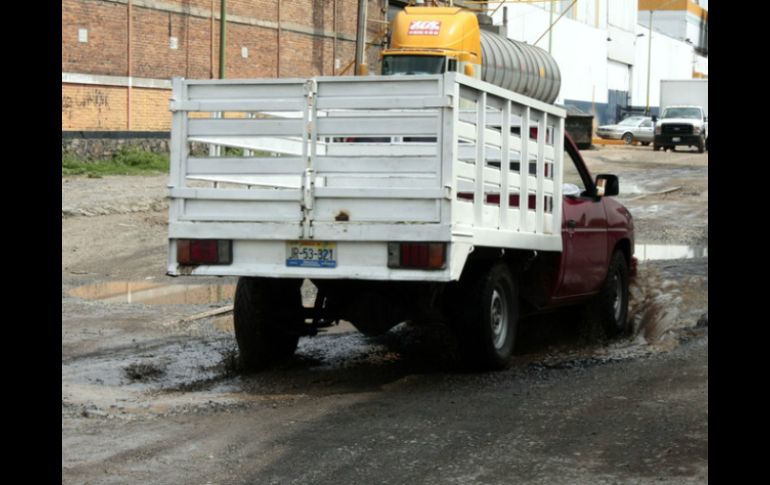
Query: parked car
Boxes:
[{"xmin": 597, "ymin": 116, "xmax": 654, "ymax": 145}]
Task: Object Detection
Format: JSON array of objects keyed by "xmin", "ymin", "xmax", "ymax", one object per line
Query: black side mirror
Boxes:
[
  {"xmin": 704, "ymin": 116, "xmax": 708, "ymax": 122},
  {"xmin": 651, "ymin": 115, "xmax": 658, "ymax": 122},
  {"xmin": 595, "ymin": 174, "xmax": 619, "ymax": 197}
]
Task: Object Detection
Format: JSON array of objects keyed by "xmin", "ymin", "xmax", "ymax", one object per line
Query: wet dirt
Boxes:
[
  {"xmin": 584, "ymin": 145, "xmax": 708, "ymax": 247},
  {"xmin": 62, "ymin": 146, "xmax": 707, "ymax": 484},
  {"xmin": 69, "ymin": 281, "xmax": 236, "ymax": 305}
]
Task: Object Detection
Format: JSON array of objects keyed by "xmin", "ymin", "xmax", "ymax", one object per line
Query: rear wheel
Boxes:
[
  {"xmin": 234, "ymin": 277, "xmax": 302, "ymax": 371},
  {"xmin": 623, "ymin": 133, "xmax": 634, "ymax": 145},
  {"xmin": 453, "ymin": 262, "xmax": 518, "ymax": 370}
]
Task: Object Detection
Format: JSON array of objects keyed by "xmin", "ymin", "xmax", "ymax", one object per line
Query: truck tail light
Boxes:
[
  {"xmin": 655, "ymin": 124, "xmax": 661, "ymax": 134},
  {"xmin": 388, "ymin": 242, "xmax": 446, "ymax": 269},
  {"xmin": 177, "ymin": 239, "xmax": 232, "ymax": 265}
]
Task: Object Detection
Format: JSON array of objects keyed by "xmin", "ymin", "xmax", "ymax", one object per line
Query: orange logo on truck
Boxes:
[{"xmin": 408, "ymin": 20, "xmax": 441, "ymax": 36}]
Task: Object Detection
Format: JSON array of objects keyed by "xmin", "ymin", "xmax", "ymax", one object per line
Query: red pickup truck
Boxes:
[
  {"xmin": 439, "ymin": 133, "xmax": 636, "ymax": 368},
  {"xmin": 166, "ymin": 74, "xmax": 635, "ymax": 372},
  {"xmin": 230, "ymin": 133, "xmax": 635, "ymax": 371}
]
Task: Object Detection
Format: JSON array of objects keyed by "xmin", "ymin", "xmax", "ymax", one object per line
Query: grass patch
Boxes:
[{"xmin": 62, "ymin": 147, "xmax": 169, "ymax": 176}]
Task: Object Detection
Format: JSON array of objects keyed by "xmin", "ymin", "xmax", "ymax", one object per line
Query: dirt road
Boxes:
[{"xmin": 62, "ymin": 145, "xmax": 708, "ymax": 484}]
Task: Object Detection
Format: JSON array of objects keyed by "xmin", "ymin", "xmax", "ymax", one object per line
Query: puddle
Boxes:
[
  {"xmin": 635, "ymin": 243, "xmax": 707, "ymax": 261},
  {"xmin": 69, "ymin": 281, "xmax": 235, "ymax": 305}
]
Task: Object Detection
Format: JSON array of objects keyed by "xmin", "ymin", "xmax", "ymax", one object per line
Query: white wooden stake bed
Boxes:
[{"xmin": 167, "ymin": 73, "xmax": 566, "ymax": 282}]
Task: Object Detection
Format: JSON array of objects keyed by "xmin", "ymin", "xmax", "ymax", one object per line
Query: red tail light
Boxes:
[
  {"xmin": 388, "ymin": 243, "xmax": 446, "ymax": 269},
  {"xmin": 177, "ymin": 239, "xmax": 232, "ymax": 265}
]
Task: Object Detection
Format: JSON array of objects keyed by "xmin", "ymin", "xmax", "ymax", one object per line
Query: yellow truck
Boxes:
[{"xmin": 382, "ymin": 6, "xmax": 561, "ymax": 104}]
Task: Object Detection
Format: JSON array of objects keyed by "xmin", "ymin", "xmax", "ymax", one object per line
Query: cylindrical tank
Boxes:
[{"xmin": 479, "ymin": 30, "xmax": 561, "ymax": 104}]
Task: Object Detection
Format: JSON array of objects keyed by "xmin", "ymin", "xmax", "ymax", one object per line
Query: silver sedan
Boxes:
[{"xmin": 597, "ymin": 116, "xmax": 654, "ymax": 145}]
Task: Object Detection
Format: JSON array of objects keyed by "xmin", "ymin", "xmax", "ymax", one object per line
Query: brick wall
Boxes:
[
  {"xmin": 131, "ymin": 87, "xmax": 174, "ymax": 131},
  {"xmin": 63, "ymin": 84, "xmax": 172, "ymax": 131},
  {"xmin": 63, "ymin": 0, "xmax": 128, "ymax": 75},
  {"xmin": 63, "ymin": 0, "xmax": 387, "ymax": 132},
  {"xmin": 62, "ymin": 84, "xmax": 129, "ymax": 131}
]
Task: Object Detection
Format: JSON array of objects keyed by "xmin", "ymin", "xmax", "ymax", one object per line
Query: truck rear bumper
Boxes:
[{"xmin": 168, "ymin": 240, "xmax": 463, "ymax": 282}]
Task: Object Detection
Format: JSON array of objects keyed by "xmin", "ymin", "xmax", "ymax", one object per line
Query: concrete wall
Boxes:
[
  {"xmin": 536, "ymin": 0, "xmax": 638, "ymax": 32},
  {"xmin": 607, "ymin": 60, "xmax": 630, "ymax": 92},
  {"xmin": 644, "ymin": 9, "xmax": 708, "ymax": 50},
  {"xmin": 608, "ymin": 0, "xmax": 639, "ymax": 32},
  {"xmin": 62, "ymin": 132, "xmax": 170, "ymax": 160},
  {"xmin": 495, "ymin": 4, "xmax": 609, "ymax": 106},
  {"xmin": 491, "ymin": 1, "xmax": 706, "ymax": 124},
  {"xmin": 630, "ymin": 23, "xmax": 704, "ymax": 109}
]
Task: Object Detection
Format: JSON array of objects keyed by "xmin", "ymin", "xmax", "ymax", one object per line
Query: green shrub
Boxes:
[{"xmin": 62, "ymin": 147, "xmax": 169, "ymax": 176}]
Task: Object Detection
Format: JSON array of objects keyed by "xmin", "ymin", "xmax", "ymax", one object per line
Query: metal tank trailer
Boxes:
[{"xmin": 381, "ymin": 6, "xmax": 561, "ymax": 105}]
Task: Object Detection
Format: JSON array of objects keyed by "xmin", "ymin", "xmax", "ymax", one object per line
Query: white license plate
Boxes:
[
  {"xmin": 286, "ymin": 241, "xmax": 337, "ymax": 268},
  {"xmin": 672, "ymin": 137, "xmax": 681, "ymax": 142}
]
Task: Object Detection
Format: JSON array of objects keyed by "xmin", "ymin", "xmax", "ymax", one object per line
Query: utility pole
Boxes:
[
  {"xmin": 355, "ymin": 0, "xmax": 368, "ymax": 75},
  {"xmin": 219, "ymin": 0, "xmax": 227, "ymax": 79},
  {"xmin": 645, "ymin": 10, "xmax": 653, "ymax": 114}
]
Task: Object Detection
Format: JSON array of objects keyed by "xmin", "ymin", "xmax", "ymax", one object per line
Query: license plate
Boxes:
[
  {"xmin": 286, "ymin": 241, "xmax": 337, "ymax": 268},
  {"xmin": 672, "ymin": 137, "xmax": 681, "ymax": 142}
]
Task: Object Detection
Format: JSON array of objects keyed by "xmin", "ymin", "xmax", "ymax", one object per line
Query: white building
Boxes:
[{"xmin": 490, "ymin": 0, "xmax": 707, "ymax": 125}]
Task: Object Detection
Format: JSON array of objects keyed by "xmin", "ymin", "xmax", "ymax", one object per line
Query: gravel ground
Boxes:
[
  {"xmin": 62, "ymin": 175, "xmax": 168, "ymax": 217},
  {"xmin": 62, "ymin": 145, "xmax": 708, "ymax": 484}
]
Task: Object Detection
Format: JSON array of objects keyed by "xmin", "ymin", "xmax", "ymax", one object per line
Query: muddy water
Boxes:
[
  {"xmin": 68, "ymin": 281, "xmax": 235, "ymax": 305},
  {"xmin": 635, "ymin": 243, "xmax": 708, "ymax": 261}
]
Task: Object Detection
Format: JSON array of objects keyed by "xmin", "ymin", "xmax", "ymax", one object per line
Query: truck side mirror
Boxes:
[
  {"xmin": 704, "ymin": 116, "xmax": 708, "ymax": 122},
  {"xmin": 651, "ymin": 115, "xmax": 658, "ymax": 122},
  {"xmin": 595, "ymin": 174, "xmax": 619, "ymax": 197}
]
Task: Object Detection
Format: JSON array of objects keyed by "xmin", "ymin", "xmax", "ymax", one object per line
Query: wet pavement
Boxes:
[
  {"xmin": 62, "ymin": 144, "xmax": 708, "ymax": 484},
  {"xmin": 62, "ymin": 255, "xmax": 707, "ymax": 419},
  {"xmin": 62, "ymin": 288, "xmax": 708, "ymax": 484}
]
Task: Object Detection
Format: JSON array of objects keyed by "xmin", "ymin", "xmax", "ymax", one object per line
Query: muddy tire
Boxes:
[
  {"xmin": 623, "ymin": 132, "xmax": 634, "ymax": 145},
  {"xmin": 589, "ymin": 251, "xmax": 630, "ymax": 338},
  {"xmin": 233, "ymin": 277, "xmax": 302, "ymax": 371},
  {"xmin": 453, "ymin": 262, "xmax": 518, "ymax": 370}
]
